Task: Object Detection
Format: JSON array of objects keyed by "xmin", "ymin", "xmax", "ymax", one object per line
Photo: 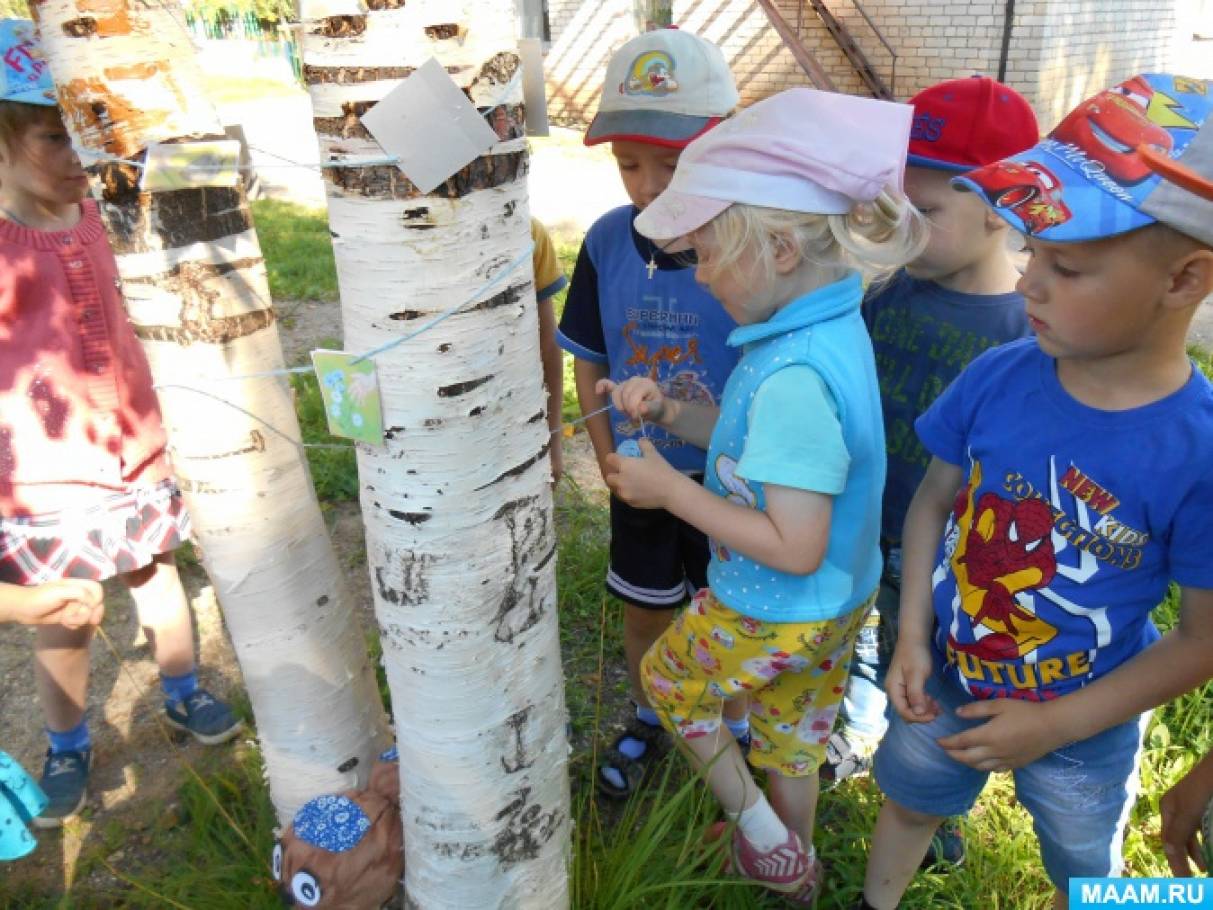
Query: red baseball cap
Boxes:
[{"xmin": 907, "ymin": 75, "xmax": 1038, "ymax": 172}]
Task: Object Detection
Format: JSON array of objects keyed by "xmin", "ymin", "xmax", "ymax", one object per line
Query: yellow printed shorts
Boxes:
[{"xmin": 640, "ymin": 588, "xmax": 874, "ymax": 777}]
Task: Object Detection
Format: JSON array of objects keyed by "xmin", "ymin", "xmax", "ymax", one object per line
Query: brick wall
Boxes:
[
  {"xmin": 1032, "ymin": 0, "xmax": 1178, "ymax": 127},
  {"xmin": 543, "ymin": 0, "xmax": 639, "ymax": 125},
  {"xmin": 545, "ymin": 0, "xmax": 1185, "ymax": 131}
]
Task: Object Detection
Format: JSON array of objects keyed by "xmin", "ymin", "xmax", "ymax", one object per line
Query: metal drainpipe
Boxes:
[{"xmin": 998, "ymin": 0, "xmax": 1016, "ymax": 82}]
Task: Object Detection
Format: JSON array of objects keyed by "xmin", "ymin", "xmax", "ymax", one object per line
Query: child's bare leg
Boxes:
[
  {"xmin": 723, "ymin": 694, "xmax": 748, "ymax": 724},
  {"xmin": 125, "ymin": 553, "xmax": 194, "ymax": 677},
  {"xmin": 624, "ymin": 603, "xmax": 675, "ymax": 707},
  {"xmin": 767, "ymin": 769, "xmax": 818, "ymax": 849},
  {"xmin": 34, "ymin": 622, "xmax": 93, "ymax": 732},
  {"xmin": 862, "ymin": 798, "xmax": 943, "ymax": 909},
  {"xmin": 679, "ymin": 726, "xmax": 760, "ymax": 813}
]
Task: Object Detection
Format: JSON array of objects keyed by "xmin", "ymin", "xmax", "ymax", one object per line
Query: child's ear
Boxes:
[
  {"xmin": 771, "ymin": 233, "xmax": 802, "ymax": 275},
  {"xmin": 983, "ymin": 208, "xmax": 1009, "ymax": 234},
  {"xmin": 1165, "ymin": 248, "xmax": 1213, "ymax": 309}
]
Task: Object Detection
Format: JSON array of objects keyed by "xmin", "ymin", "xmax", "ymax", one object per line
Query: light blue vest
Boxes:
[{"xmin": 705, "ymin": 273, "xmax": 886, "ymax": 622}]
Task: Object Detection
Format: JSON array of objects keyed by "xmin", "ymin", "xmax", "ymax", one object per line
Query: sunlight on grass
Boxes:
[{"xmin": 251, "ymin": 199, "xmax": 338, "ymax": 302}]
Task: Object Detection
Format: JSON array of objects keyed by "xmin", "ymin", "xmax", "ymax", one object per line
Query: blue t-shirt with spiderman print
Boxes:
[{"xmin": 916, "ymin": 338, "xmax": 1213, "ymax": 702}]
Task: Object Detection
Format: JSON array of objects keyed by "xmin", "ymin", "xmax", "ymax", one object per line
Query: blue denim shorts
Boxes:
[{"xmin": 873, "ymin": 670, "xmax": 1149, "ymax": 889}]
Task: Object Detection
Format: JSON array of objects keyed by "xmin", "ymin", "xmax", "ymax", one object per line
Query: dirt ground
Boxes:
[{"xmin": 0, "ymin": 299, "xmax": 608, "ymax": 899}]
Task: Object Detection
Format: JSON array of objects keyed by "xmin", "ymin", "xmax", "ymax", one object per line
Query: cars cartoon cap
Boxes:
[
  {"xmin": 953, "ymin": 74, "xmax": 1213, "ymax": 247},
  {"xmin": 585, "ymin": 28, "xmax": 739, "ymax": 148},
  {"xmin": 0, "ymin": 20, "xmax": 55, "ymax": 107}
]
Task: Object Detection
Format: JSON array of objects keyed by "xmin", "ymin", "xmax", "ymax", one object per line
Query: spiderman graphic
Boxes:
[{"xmin": 946, "ymin": 463, "xmax": 1060, "ymax": 662}]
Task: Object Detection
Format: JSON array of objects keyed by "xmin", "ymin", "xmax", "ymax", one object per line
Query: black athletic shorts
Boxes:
[{"xmin": 606, "ymin": 474, "xmax": 709, "ymax": 610}]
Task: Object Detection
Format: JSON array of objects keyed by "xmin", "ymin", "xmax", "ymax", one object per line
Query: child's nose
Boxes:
[{"xmin": 1016, "ymin": 259, "xmax": 1041, "ymax": 301}]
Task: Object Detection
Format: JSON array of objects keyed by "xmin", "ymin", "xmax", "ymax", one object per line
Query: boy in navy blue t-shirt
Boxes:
[
  {"xmin": 857, "ymin": 74, "xmax": 1213, "ymax": 910},
  {"xmin": 557, "ymin": 28, "xmax": 742, "ymax": 797},
  {"xmin": 826, "ymin": 79, "xmax": 1039, "ymax": 838}
]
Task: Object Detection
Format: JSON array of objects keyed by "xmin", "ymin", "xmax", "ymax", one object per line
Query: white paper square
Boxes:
[{"xmin": 360, "ymin": 57, "xmax": 500, "ymax": 194}]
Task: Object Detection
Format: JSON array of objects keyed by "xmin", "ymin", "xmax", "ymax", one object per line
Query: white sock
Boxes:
[{"xmin": 727, "ymin": 794, "xmax": 789, "ymax": 853}]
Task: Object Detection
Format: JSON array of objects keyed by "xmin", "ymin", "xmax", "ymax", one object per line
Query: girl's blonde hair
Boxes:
[{"xmin": 700, "ymin": 188, "xmax": 928, "ymax": 287}]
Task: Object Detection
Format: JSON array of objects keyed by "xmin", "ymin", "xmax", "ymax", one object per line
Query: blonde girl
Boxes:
[{"xmin": 602, "ymin": 88, "xmax": 925, "ymax": 904}]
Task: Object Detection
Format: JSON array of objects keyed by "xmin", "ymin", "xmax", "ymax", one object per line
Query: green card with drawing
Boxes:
[{"xmin": 310, "ymin": 350, "xmax": 384, "ymax": 446}]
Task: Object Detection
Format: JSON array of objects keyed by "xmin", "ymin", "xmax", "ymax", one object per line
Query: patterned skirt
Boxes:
[{"xmin": 0, "ymin": 480, "xmax": 192, "ymax": 584}]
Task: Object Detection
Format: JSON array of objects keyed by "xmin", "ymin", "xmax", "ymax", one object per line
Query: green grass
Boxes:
[
  {"xmin": 251, "ymin": 199, "xmax": 339, "ymax": 302},
  {"xmin": 291, "ymin": 369, "xmax": 359, "ymax": 502}
]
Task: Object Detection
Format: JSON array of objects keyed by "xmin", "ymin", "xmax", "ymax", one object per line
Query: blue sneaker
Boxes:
[
  {"xmin": 164, "ymin": 689, "xmax": 243, "ymax": 745},
  {"xmin": 921, "ymin": 817, "xmax": 966, "ymax": 870},
  {"xmin": 33, "ymin": 748, "xmax": 91, "ymax": 829}
]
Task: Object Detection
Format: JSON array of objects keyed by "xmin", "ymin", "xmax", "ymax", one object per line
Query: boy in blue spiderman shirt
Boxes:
[{"xmin": 857, "ymin": 74, "xmax": 1213, "ymax": 910}]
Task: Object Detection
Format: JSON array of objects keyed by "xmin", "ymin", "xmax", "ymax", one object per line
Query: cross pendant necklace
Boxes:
[{"xmin": 646, "ymin": 255, "xmax": 658, "ymax": 279}]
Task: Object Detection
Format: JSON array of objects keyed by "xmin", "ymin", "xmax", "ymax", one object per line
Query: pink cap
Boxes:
[{"xmin": 634, "ymin": 88, "xmax": 914, "ymax": 241}]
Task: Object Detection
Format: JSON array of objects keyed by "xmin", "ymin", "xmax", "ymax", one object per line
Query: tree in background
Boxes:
[
  {"xmin": 33, "ymin": 0, "xmax": 390, "ymax": 823},
  {"xmin": 299, "ymin": 0, "xmax": 571, "ymax": 904}
]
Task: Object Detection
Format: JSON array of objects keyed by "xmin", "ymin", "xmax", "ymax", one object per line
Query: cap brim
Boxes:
[
  {"xmin": 3, "ymin": 87, "xmax": 56, "ymax": 106},
  {"xmin": 585, "ymin": 109, "xmax": 722, "ymax": 148},
  {"xmin": 952, "ymin": 142, "xmax": 1155, "ymax": 243},
  {"xmin": 906, "ymin": 153, "xmax": 979, "ymax": 173},
  {"xmin": 633, "ymin": 187, "xmax": 731, "ymax": 243}
]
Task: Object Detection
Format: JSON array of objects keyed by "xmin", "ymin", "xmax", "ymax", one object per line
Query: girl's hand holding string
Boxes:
[
  {"xmin": 595, "ymin": 377, "xmax": 671, "ymax": 425},
  {"xmin": 0, "ymin": 579, "xmax": 104, "ymax": 630}
]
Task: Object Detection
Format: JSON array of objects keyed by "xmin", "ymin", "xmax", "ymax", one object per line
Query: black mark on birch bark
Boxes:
[
  {"xmin": 500, "ymin": 707, "xmax": 534, "ymax": 774},
  {"xmin": 390, "ymin": 285, "xmax": 521, "ymax": 322},
  {"xmin": 62, "ymin": 18, "xmax": 97, "ymax": 35},
  {"xmin": 388, "ymin": 510, "xmax": 431, "ymax": 525},
  {"xmin": 472, "ymin": 52, "xmax": 521, "ymax": 89},
  {"xmin": 437, "ymin": 375, "xmax": 493, "ymax": 398},
  {"xmin": 492, "ymin": 787, "xmax": 562, "ymax": 866},
  {"xmin": 476, "ymin": 445, "xmax": 549, "ymax": 491},
  {"xmin": 336, "ymin": 756, "xmax": 358, "ymax": 773},
  {"xmin": 425, "ymin": 23, "xmax": 461, "ymax": 39},
  {"xmin": 312, "ymin": 15, "xmax": 366, "ymax": 36},
  {"xmin": 374, "ymin": 551, "xmax": 433, "ymax": 607},
  {"xmin": 97, "ymin": 184, "xmax": 252, "ymax": 256},
  {"xmin": 490, "ymin": 497, "xmax": 552, "ymax": 643},
  {"xmin": 134, "ymin": 308, "xmax": 274, "ymax": 346},
  {"xmin": 323, "ymin": 150, "xmax": 525, "ymax": 200}
]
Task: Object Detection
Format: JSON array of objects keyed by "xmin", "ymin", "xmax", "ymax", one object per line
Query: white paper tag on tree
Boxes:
[
  {"xmin": 141, "ymin": 141, "xmax": 242, "ymax": 192},
  {"xmin": 360, "ymin": 57, "xmax": 500, "ymax": 194}
]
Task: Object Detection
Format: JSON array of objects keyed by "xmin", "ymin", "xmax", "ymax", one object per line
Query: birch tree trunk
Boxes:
[
  {"xmin": 298, "ymin": 1, "xmax": 571, "ymax": 904},
  {"xmin": 35, "ymin": 0, "xmax": 390, "ymax": 823}
]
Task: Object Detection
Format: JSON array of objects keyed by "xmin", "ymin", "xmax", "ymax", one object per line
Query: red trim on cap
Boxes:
[{"xmin": 583, "ymin": 116, "xmax": 724, "ymax": 149}]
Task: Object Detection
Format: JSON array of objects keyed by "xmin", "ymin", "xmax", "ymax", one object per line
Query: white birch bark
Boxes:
[
  {"xmin": 299, "ymin": 0, "xmax": 571, "ymax": 905},
  {"xmin": 35, "ymin": 0, "xmax": 390, "ymax": 823}
]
